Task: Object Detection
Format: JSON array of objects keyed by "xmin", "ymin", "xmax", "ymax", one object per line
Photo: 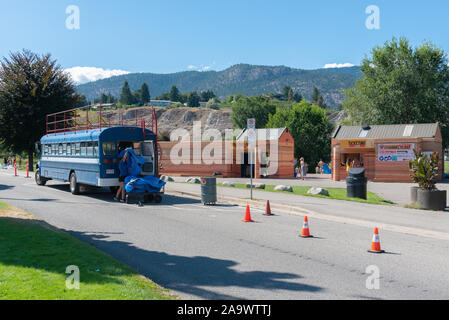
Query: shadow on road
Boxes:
[
  {"xmin": 0, "ymin": 184, "xmax": 14, "ymax": 191},
  {"xmin": 67, "ymin": 230, "xmax": 323, "ymax": 299},
  {"xmin": 44, "ymin": 183, "xmax": 202, "ymax": 206}
]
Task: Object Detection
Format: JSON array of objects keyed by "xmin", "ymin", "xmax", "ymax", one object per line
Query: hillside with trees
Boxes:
[{"xmin": 76, "ymin": 64, "xmax": 361, "ymax": 108}]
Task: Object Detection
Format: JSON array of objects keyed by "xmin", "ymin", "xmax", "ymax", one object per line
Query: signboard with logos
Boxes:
[{"xmin": 377, "ymin": 143, "xmax": 415, "ymax": 162}]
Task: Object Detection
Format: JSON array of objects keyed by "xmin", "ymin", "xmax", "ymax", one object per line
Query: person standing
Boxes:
[
  {"xmin": 300, "ymin": 157, "xmax": 308, "ymax": 181},
  {"xmin": 114, "ymin": 148, "xmax": 129, "ymax": 202}
]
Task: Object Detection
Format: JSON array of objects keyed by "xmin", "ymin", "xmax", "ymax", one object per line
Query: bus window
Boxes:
[
  {"xmin": 58, "ymin": 143, "xmax": 63, "ymax": 155},
  {"xmin": 93, "ymin": 141, "xmax": 98, "ymax": 156},
  {"xmin": 102, "ymin": 142, "xmax": 115, "ymax": 156},
  {"xmin": 43, "ymin": 145, "xmax": 49, "ymax": 155},
  {"xmin": 86, "ymin": 142, "xmax": 93, "ymax": 156},
  {"xmin": 52, "ymin": 144, "xmax": 56, "ymax": 155},
  {"xmin": 62, "ymin": 143, "xmax": 67, "ymax": 155},
  {"xmin": 80, "ymin": 142, "xmax": 86, "ymax": 156},
  {"xmin": 67, "ymin": 143, "xmax": 71, "ymax": 155},
  {"xmin": 75, "ymin": 143, "xmax": 81, "ymax": 156}
]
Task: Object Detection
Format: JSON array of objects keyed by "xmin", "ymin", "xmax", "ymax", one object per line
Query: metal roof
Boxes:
[
  {"xmin": 236, "ymin": 128, "xmax": 287, "ymax": 141},
  {"xmin": 332, "ymin": 123, "xmax": 439, "ymax": 139}
]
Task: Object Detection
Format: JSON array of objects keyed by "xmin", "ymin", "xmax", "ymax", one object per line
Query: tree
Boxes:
[
  {"xmin": 140, "ymin": 83, "xmax": 150, "ymax": 105},
  {"xmin": 120, "ymin": 81, "xmax": 134, "ymax": 105},
  {"xmin": 342, "ymin": 37, "xmax": 449, "ymax": 147},
  {"xmin": 282, "ymin": 85, "xmax": 293, "ymax": 101},
  {"xmin": 292, "ymin": 92, "xmax": 303, "ymax": 103},
  {"xmin": 311, "ymin": 87, "xmax": 320, "ymax": 104},
  {"xmin": 168, "ymin": 85, "xmax": 180, "ymax": 102},
  {"xmin": 311, "ymin": 86, "xmax": 326, "ymax": 108},
  {"xmin": 187, "ymin": 91, "xmax": 200, "ymax": 107},
  {"xmin": 231, "ymin": 96, "xmax": 276, "ymax": 129},
  {"xmin": 200, "ymin": 90, "xmax": 216, "ymax": 102},
  {"xmin": 266, "ymin": 100, "xmax": 334, "ymax": 168},
  {"xmin": 0, "ymin": 50, "xmax": 79, "ymax": 169}
]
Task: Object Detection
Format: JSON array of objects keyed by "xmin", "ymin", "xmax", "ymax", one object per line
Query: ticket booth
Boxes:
[{"xmin": 331, "ymin": 123, "xmax": 443, "ymax": 182}]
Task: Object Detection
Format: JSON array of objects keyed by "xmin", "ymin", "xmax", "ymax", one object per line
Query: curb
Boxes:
[{"xmin": 166, "ymin": 189, "xmax": 449, "ymax": 242}]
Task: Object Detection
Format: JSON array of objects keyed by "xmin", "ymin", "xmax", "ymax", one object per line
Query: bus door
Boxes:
[{"xmin": 135, "ymin": 141, "xmax": 155, "ymax": 176}]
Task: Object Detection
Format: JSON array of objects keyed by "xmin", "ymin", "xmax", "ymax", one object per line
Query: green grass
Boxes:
[
  {"xmin": 445, "ymin": 161, "xmax": 449, "ymax": 174},
  {"xmin": 217, "ymin": 183, "xmax": 394, "ymax": 205},
  {"xmin": 0, "ymin": 202, "xmax": 176, "ymax": 300}
]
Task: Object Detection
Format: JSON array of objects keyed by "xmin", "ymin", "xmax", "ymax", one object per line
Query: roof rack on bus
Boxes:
[{"xmin": 46, "ymin": 103, "xmax": 158, "ymax": 138}]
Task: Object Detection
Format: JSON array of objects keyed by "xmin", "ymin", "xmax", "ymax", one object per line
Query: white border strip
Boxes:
[{"xmin": 41, "ymin": 157, "xmax": 99, "ymax": 164}]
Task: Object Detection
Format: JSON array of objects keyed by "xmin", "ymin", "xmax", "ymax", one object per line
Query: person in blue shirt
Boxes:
[{"xmin": 114, "ymin": 148, "xmax": 129, "ymax": 202}]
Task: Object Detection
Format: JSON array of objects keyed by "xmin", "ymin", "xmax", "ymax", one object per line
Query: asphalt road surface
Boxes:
[{"xmin": 1, "ymin": 173, "xmax": 449, "ymax": 299}]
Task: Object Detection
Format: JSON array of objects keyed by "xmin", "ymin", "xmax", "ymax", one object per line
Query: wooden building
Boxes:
[
  {"xmin": 331, "ymin": 123, "xmax": 443, "ymax": 182},
  {"xmin": 159, "ymin": 128, "xmax": 295, "ymax": 178}
]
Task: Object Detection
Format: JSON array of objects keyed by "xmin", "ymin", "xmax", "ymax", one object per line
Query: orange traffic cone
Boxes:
[
  {"xmin": 242, "ymin": 205, "xmax": 254, "ymax": 222},
  {"xmin": 300, "ymin": 216, "xmax": 312, "ymax": 238},
  {"xmin": 264, "ymin": 200, "xmax": 273, "ymax": 216},
  {"xmin": 368, "ymin": 227, "xmax": 384, "ymax": 253}
]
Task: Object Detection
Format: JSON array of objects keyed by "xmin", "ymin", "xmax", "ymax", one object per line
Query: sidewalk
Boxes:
[{"xmin": 165, "ymin": 180, "xmax": 449, "ymax": 240}]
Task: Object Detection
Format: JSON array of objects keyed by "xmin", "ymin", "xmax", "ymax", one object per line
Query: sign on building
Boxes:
[{"xmin": 377, "ymin": 143, "xmax": 415, "ymax": 162}]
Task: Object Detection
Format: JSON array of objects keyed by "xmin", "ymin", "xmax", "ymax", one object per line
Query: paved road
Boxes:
[{"xmin": 1, "ymin": 171, "xmax": 449, "ymax": 299}]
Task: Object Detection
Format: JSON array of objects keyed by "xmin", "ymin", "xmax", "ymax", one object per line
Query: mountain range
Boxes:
[{"xmin": 76, "ymin": 64, "xmax": 362, "ymax": 108}]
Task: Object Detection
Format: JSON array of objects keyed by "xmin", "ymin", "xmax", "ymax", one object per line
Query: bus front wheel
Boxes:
[
  {"xmin": 70, "ymin": 172, "xmax": 80, "ymax": 195},
  {"xmin": 35, "ymin": 170, "xmax": 46, "ymax": 186}
]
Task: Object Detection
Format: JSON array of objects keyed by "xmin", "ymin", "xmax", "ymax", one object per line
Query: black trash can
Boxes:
[
  {"xmin": 200, "ymin": 177, "xmax": 217, "ymax": 205},
  {"xmin": 346, "ymin": 168, "xmax": 367, "ymax": 200}
]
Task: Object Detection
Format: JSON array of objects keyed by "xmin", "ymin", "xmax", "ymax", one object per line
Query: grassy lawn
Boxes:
[
  {"xmin": 0, "ymin": 202, "xmax": 176, "ymax": 300},
  {"xmin": 216, "ymin": 183, "xmax": 394, "ymax": 205},
  {"xmin": 445, "ymin": 161, "xmax": 449, "ymax": 174}
]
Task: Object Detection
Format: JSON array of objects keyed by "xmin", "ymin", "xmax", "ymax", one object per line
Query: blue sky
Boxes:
[{"xmin": 1, "ymin": 1, "xmax": 448, "ymax": 82}]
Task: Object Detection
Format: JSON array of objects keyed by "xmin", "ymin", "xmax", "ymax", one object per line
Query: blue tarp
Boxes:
[
  {"xmin": 323, "ymin": 163, "xmax": 332, "ymax": 174},
  {"xmin": 124, "ymin": 175, "xmax": 166, "ymax": 194},
  {"xmin": 120, "ymin": 148, "xmax": 145, "ymax": 177}
]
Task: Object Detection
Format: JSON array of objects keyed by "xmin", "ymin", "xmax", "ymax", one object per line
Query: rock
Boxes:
[
  {"xmin": 307, "ymin": 187, "xmax": 329, "ymax": 196},
  {"xmin": 186, "ymin": 177, "xmax": 201, "ymax": 184},
  {"xmin": 274, "ymin": 185, "xmax": 293, "ymax": 192},
  {"xmin": 245, "ymin": 183, "xmax": 265, "ymax": 189},
  {"xmin": 222, "ymin": 181, "xmax": 235, "ymax": 187},
  {"xmin": 163, "ymin": 176, "xmax": 174, "ymax": 182},
  {"xmin": 160, "ymin": 175, "xmax": 167, "ymax": 181}
]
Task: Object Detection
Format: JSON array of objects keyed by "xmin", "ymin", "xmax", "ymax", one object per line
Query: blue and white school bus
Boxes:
[{"xmin": 35, "ymin": 104, "xmax": 159, "ymax": 195}]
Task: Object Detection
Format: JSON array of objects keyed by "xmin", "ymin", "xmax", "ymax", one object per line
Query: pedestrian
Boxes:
[
  {"xmin": 3, "ymin": 157, "xmax": 7, "ymax": 166},
  {"xmin": 114, "ymin": 147, "xmax": 129, "ymax": 203},
  {"xmin": 300, "ymin": 157, "xmax": 307, "ymax": 181}
]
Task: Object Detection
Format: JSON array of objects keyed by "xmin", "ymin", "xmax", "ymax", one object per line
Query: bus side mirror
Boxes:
[{"xmin": 35, "ymin": 142, "xmax": 41, "ymax": 155}]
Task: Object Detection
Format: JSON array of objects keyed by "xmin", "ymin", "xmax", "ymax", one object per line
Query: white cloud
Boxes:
[
  {"xmin": 65, "ymin": 66, "xmax": 130, "ymax": 84},
  {"xmin": 186, "ymin": 65, "xmax": 212, "ymax": 72},
  {"xmin": 322, "ymin": 62, "xmax": 355, "ymax": 69}
]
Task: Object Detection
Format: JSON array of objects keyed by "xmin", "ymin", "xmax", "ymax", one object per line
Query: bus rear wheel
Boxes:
[
  {"xmin": 35, "ymin": 170, "xmax": 46, "ymax": 186},
  {"xmin": 70, "ymin": 172, "xmax": 80, "ymax": 195}
]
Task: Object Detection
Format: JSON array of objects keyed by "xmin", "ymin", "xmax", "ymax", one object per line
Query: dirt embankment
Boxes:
[{"xmin": 123, "ymin": 107, "xmax": 233, "ymax": 136}]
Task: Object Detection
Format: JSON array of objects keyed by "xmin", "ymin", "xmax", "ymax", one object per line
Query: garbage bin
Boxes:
[
  {"xmin": 346, "ymin": 168, "xmax": 367, "ymax": 200},
  {"xmin": 200, "ymin": 177, "xmax": 217, "ymax": 205}
]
